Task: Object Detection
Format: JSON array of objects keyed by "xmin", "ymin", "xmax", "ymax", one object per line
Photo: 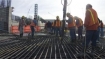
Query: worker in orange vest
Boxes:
[
  {"xmin": 54, "ymin": 16, "xmax": 61, "ymax": 36},
  {"xmin": 18, "ymin": 16, "xmax": 26, "ymax": 38},
  {"xmin": 30, "ymin": 17, "xmax": 37, "ymax": 38},
  {"xmin": 83, "ymin": 4, "xmax": 99, "ymax": 52},
  {"xmin": 66, "ymin": 13, "xmax": 76, "ymax": 43},
  {"xmin": 74, "ymin": 16, "xmax": 83, "ymax": 40}
]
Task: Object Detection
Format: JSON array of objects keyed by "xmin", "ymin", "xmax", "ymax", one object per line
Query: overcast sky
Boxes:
[{"xmin": 11, "ymin": 0, "xmax": 105, "ymax": 23}]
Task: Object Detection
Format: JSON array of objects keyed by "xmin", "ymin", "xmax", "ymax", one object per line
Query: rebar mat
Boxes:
[{"xmin": 0, "ymin": 36, "xmax": 105, "ymax": 59}]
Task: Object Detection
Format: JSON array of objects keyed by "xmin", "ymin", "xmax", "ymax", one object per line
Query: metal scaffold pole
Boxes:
[{"xmin": 61, "ymin": 0, "xmax": 67, "ymax": 41}]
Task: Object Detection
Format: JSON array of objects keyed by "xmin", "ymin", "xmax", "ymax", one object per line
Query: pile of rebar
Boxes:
[{"xmin": 0, "ymin": 36, "xmax": 105, "ymax": 59}]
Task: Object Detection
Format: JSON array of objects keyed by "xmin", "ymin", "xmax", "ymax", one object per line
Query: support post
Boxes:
[
  {"xmin": 61, "ymin": 0, "xmax": 67, "ymax": 37},
  {"xmin": 61, "ymin": 0, "xmax": 67, "ymax": 43}
]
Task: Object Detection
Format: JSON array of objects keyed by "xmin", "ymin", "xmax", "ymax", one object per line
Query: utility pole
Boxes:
[{"xmin": 61, "ymin": 0, "xmax": 67, "ymax": 40}]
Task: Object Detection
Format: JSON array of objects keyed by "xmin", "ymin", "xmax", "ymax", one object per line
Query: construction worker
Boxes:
[
  {"xmin": 18, "ymin": 16, "xmax": 26, "ymax": 38},
  {"xmin": 44, "ymin": 22, "xmax": 47, "ymax": 32},
  {"xmin": 46, "ymin": 21, "xmax": 52, "ymax": 33},
  {"xmin": 84, "ymin": 4, "xmax": 99, "ymax": 52},
  {"xmin": 54, "ymin": 16, "xmax": 61, "ymax": 36},
  {"xmin": 100, "ymin": 20, "xmax": 104, "ymax": 38},
  {"xmin": 30, "ymin": 17, "xmax": 37, "ymax": 39},
  {"xmin": 96, "ymin": 18, "xmax": 101, "ymax": 42},
  {"xmin": 66, "ymin": 13, "xmax": 76, "ymax": 43},
  {"xmin": 74, "ymin": 16, "xmax": 83, "ymax": 40}
]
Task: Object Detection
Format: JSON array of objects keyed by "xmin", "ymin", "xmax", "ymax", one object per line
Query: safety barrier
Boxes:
[
  {"xmin": 24, "ymin": 25, "xmax": 31, "ymax": 33},
  {"xmin": 11, "ymin": 26, "xmax": 19, "ymax": 33},
  {"xmin": 11, "ymin": 25, "xmax": 41, "ymax": 34}
]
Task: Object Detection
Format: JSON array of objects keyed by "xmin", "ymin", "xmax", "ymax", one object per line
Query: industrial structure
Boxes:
[{"xmin": 0, "ymin": 0, "xmax": 12, "ymax": 33}]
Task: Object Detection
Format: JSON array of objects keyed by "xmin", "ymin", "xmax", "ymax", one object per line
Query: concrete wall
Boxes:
[{"xmin": 8, "ymin": 7, "xmax": 19, "ymax": 33}]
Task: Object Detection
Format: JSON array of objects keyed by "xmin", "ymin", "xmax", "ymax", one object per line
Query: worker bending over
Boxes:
[
  {"xmin": 66, "ymin": 13, "xmax": 76, "ymax": 43},
  {"xmin": 96, "ymin": 18, "xmax": 101, "ymax": 42},
  {"xmin": 74, "ymin": 16, "xmax": 83, "ymax": 40},
  {"xmin": 84, "ymin": 4, "xmax": 99, "ymax": 52}
]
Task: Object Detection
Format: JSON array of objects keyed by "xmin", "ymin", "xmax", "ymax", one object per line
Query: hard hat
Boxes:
[
  {"xmin": 66, "ymin": 13, "xmax": 70, "ymax": 15},
  {"xmin": 22, "ymin": 16, "xmax": 25, "ymax": 18},
  {"xmin": 56, "ymin": 16, "xmax": 59, "ymax": 18},
  {"xmin": 74, "ymin": 16, "xmax": 78, "ymax": 19},
  {"xmin": 86, "ymin": 4, "xmax": 92, "ymax": 8}
]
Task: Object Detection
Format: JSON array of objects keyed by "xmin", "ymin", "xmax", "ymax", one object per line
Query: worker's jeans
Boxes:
[
  {"xmin": 55, "ymin": 27, "xmax": 60, "ymax": 36},
  {"xmin": 78, "ymin": 26, "xmax": 83, "ymax": 39},
  {"xmin": 47, "ymin": 28, "xmax": 51, "ymax": 33},
  {"xmin": 19, "ymin": 26, "xmax": 24, "ymax": 37},
  {"xmin": 100, "ymin": 28, "xmax": 104, "ymax": 37},
  {"xmin": 84, "ymin": 30, "xmax": 97, "ymax": 47},
  {"xmin": 97, "ymin": 27, "xmax": 100, "ymax": 41},
  {"xmin": 30, "ymin": 26, "xmax": 35, "ymax": 38},
  {"xmin": 69, "ymin": 29, "xmax": 76, "ymax": 40}
]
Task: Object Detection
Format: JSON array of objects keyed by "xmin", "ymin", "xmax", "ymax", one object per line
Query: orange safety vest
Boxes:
[
  {"xmin": 88, "ymin": 9, "xmax": 98, "ymax": 26},
  {"xmin": 77, "ymin": 18, "xmax": 83, "ymax": 27},
  {"xmin": 55, "ymin": 20, "xmax": 61, "ymax": 27},
  {"xmin": 68, "ymin": 16, "xmax": 76, "ymax": 28},
  {"xmin": 30, "ymin": 20, "xmax": 35, "ymax": 26}
]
